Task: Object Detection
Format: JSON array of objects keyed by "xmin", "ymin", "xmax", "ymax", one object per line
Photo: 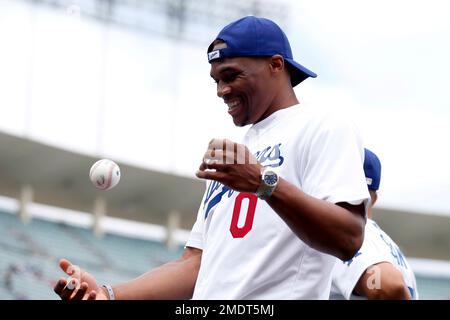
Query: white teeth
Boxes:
[{"xmin": 227, "ymin": 100, "xmax": 239, "ymax": 110}]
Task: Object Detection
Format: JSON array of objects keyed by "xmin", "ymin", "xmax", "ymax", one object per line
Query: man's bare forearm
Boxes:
[
  {"xmin": 266, "ymin": 178, "xmax": 366, "ymax": 261},
  {"xmin": 112, "ymin": 247, "xmax": 202, "ymax": 300}
]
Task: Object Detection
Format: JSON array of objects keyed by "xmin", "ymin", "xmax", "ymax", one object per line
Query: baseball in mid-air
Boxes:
[{"xmin": 89, "ymin": 159, "xmax": 121, "ymax": 190}]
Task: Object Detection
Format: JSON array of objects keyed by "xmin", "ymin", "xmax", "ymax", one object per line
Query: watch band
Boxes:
[{"xmin": 257, "ymin": 186, "xmax": 275, "ymax": 200}]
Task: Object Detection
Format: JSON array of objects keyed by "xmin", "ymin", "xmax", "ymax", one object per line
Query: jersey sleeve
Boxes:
[
  {"xmin": 185, "ymin": 181, "xmax": 208, "ymax": 250},
  {"xmin": 299, "ymin": 112, "xmax": 370, "ymax": 211}
]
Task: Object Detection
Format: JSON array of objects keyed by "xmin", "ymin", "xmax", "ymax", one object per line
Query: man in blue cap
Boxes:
[
  {"xmin": 54, "ymin": 16, "xmax": 369, "ymax": 300},
  {"xmin": 330, "ymin": 149, "xmax": 419, "ymax": 299}
]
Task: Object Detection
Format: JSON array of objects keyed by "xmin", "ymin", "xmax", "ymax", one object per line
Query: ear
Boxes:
[
  {"xmin": 269, "ymin": 55, "xmax": 285, "ymax": 73},
  {"xmin": 369, "ymin": 190, "xmax": 378, "ymax": 206}
]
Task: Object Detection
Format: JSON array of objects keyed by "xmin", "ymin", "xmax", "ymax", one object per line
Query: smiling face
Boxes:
[
  {"xmin": 209, "ymin": 43, "xmax": 281, "ymax": 127},
  {"xmin": 210, "ymin": 57, "xmax": 272, "ymax": 126}
]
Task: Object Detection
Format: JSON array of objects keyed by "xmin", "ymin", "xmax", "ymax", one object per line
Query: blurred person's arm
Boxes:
[{"xmin": 354, "ymin": 262, "xmax": 411, "ymax": 300}]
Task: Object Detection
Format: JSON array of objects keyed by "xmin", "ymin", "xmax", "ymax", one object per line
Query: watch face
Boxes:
[{"xmin": 264, "ymin": 171, "xmax": 278, "ymax": 186}]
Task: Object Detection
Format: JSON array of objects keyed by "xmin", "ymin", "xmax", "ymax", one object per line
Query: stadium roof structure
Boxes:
[{"xmin": 0, "ymin": 131, "xmax": 203, "ymax": 230}]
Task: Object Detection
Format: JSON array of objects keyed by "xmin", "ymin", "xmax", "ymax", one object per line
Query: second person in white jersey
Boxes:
[{"xmin": 331, "ymin": 149, "xmax": 419, "ymax": 300}]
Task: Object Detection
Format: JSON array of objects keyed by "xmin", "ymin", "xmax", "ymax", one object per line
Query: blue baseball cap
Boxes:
[
  {"xmin": 207, "ymin": 16, "xmax": 317, "ymax": 87},
  {"xmin": 364, "ymin": 148, "xmax": 381, "ymax": 191}
]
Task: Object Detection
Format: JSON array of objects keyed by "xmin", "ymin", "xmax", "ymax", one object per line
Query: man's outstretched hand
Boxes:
[{"xmin": 53, "ymin": 258, "xmax": 107, "ymax": 300}]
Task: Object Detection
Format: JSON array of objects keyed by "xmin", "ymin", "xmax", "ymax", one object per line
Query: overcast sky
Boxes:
[
  {"xmin": 0, "ymin": 0, "xmax": 449, "ymax": 215},
  {"xmin": 285, "ymin": 0, "xmax": 450, "ymax": 214}
]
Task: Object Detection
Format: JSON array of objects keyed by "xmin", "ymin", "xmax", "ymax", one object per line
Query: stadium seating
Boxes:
[
  {"xmin": 1, "ymin": 209, "xmax": 449, "ymax": 299},
  {"xmin": 0, "ymin": 209, "xmax": 182, "ymax": 299}
]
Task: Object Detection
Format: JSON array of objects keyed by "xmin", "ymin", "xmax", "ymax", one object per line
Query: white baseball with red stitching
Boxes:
[{"xmin": 89, "ymin": 159, "xmax": 121, "ymax": 190}]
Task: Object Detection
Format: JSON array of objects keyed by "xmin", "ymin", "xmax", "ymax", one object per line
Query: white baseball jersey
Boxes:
[
  {"xmin": 330, "ymin": 219, "xmax": 419, "ymax": 300},
  {"xmin": 186, "ymin": 104, "xmax": 370, "ymax": 299}
]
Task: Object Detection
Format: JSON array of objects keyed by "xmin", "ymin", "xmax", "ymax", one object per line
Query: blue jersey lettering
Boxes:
[{"xmin": 202, "ymin": 143, "xmax": 284, "ymax": 219}]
